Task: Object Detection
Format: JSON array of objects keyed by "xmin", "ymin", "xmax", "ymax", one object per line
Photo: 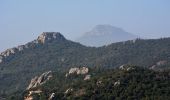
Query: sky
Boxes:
[{"xmin": 0, "ymin": 0, "xmax": 170, "ymax": 52}]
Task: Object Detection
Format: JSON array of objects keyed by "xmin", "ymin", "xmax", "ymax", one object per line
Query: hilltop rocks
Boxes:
[
  {"xmin": 37, "ymin": 32, "xmax": 65, "ymax": 44},
  {"xmin": 0, "ymin": 43, "xmax": 32, "ymax": 64},
  {"xmin": 1, "ymin": 48, "xmax": 16, "ymax": 57},
  {"xmin": 27, "ymin": 71, "xmax": 52, "ymax": 90},
  {"xmin": 0, "ymin": 48, "xmax": 17, "ymax": 63},
  {"xmin": 17, "ymin": 45, "xmax": 24, "ymax": 51}
]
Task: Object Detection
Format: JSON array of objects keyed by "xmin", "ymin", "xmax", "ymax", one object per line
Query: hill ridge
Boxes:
[{"xmin": 0, "ymin": 32, "xmax": 65, "ymax": 64}]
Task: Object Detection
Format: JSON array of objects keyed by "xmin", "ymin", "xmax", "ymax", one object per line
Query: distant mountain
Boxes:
[
  {"xmin": 76, "ymin": 25, "xmax": 139, "ymax": 47},
  {"xmin": 1, "ymin": 32, "xmax": 170, "ymax": 98}
]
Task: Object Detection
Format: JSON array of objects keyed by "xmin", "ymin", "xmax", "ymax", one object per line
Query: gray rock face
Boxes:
[{"xmin": 27, "ymin": 71, "xmax": 52, "ymax": 90}]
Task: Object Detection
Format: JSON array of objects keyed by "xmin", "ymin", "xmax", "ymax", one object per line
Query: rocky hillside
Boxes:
[
  {"xmin": 76, "ymin": 25, "xmax": 138, "ymax": 46},
  {"xmin": 9, "ymin": 65, "xmax": 170, "ymax": 100},
  {"xmin": 0, "ymin": 32, "xmax": 65, "ymax": 64},
  {"xmin": 1, "ymin": 32, "xmax": 170, "ymax": 98}
]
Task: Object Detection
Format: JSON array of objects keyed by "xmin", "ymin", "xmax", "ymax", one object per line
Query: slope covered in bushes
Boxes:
[{"xmin": 10, "ymin": 65, "xmax": 170, "ymax": 100}]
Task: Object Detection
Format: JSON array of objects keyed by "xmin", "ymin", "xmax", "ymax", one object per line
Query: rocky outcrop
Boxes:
[
  {"xmin": 65, "ymin": 88, "xmax": 73, "ymax": 94},
  {"xmin": 24, "ymin": 90, "xmax": 42, "ymax": 100},
  {"xmin": 25, "ymin": 71, "xmax": 52, "ymax": 99},
  {"xmin": 1, "ymin": 48, "xmax": 16, "ymax": 56},
  {"xmin": 150, "ymin": 60, "xmax": 167, "ymax": 70},
  {"xmin": 0, "ymin": 32, "xmax": 65, "ymax": 64},
  {"xmin": 114, "ymin": 80, "xmax": 120, "ymax": 86},
  {"xmin": 84, "ymin": 75, "xmax": 91, "ymax": 80},
  {"xmin": 0, "ymin": 42, "xmax": 37, "ymax": 64},
  {"xmin": 48, "ymin": 93, "xmax": 55, "ymax": 100},
  {"xmin": 27, "ymin": 71, "xmax": 52, "ymax": 90},
  {"xmin": 37, "ymin": 32, "xmax": 65, "ymax": 44},
  {"xmin": 66, "ymin": 67, "xmax": 91, "ymax": 81},
  {"xmin": 0, "ymin": 48, "xmax": 17, "ymax": 63},
  {"xmin": 119, "ymin": 65, "xmax": 135, "ymax": 71},
  {"xmin": 67, "ymin": 67, "xmax": 89, "ymax": 75}
]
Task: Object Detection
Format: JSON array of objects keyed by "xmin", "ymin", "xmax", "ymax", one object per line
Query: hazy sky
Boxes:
[{"xmin": 0, "ymin": 0, "xmax": 170, "ymax": 52}]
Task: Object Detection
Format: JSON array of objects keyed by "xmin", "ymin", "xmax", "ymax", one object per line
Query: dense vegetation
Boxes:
[
  {"xmin": 9, "ymin": 65, "xmax": 170, "ymax": 100},
  {"xmin": 1, "ymin": 34, "xmax": 170, "ymax": 97}
]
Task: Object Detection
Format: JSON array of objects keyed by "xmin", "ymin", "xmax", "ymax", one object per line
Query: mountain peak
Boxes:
[
  {"xmin": 37, "ymin": 32, "xmax": 66, "ymax": 44},
  {"xmin": 89, "ymin": 25, "xmax": 126, "ymax": 36},
  {"xmin": 76, "ymin": 25, "xmax": 138, "ymax": 47},
  {"xmin": 93, "ymin": 24, "xmax": 120, "ymax": 30}
]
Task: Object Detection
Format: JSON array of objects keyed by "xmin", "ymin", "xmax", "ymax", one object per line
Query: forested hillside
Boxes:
[
  {"xmin": 9, "ymin": 65, "xmax": 170, "ymax": 100},
  {"xmin": 0, "ymin": 32, "xmax": 170, "ymax": 97}
]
